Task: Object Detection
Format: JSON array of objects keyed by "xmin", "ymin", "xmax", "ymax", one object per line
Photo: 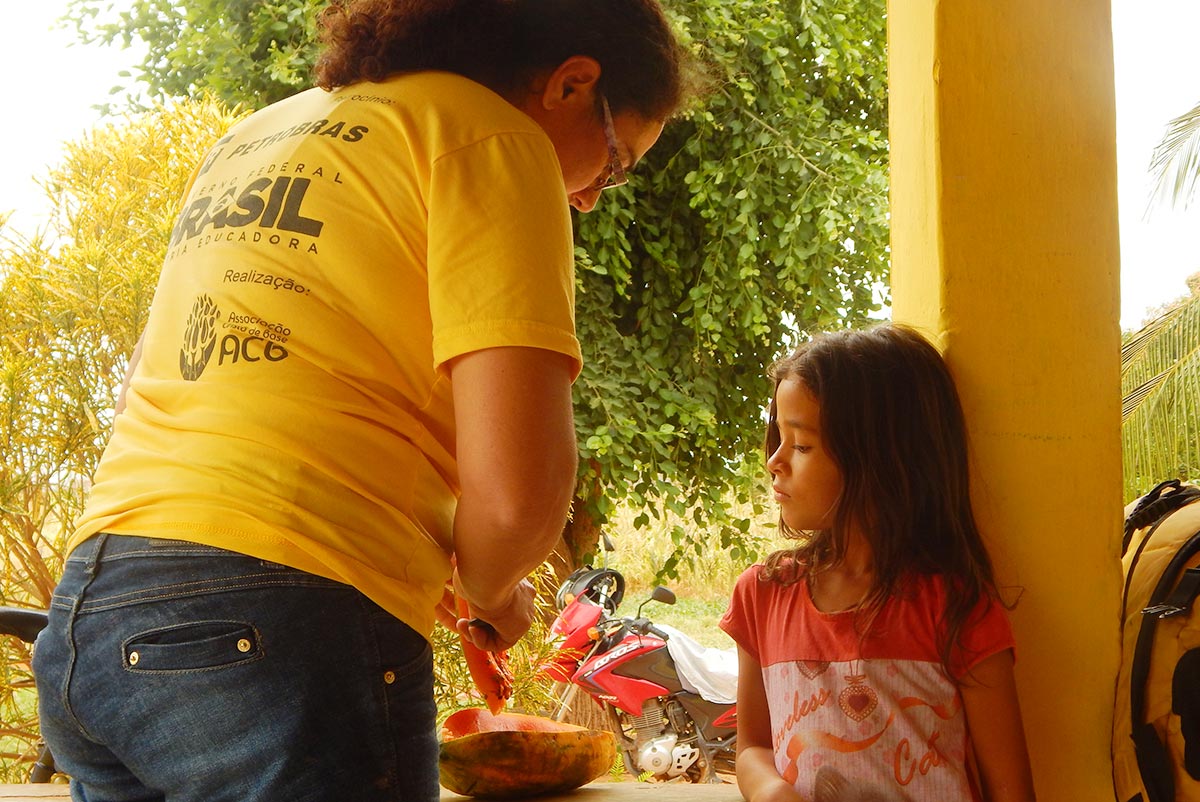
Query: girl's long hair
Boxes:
[
  {"xmin": 313, "ymin": 0, "xmax": 700, "ymax": 121},
  {"xmin": 761, "ymin": 324, "xmax": 1002, "ymax": 676}
]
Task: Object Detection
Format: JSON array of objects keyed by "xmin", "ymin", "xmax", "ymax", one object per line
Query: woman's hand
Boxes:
[{"xmin": 450, "ymin": 569, "xmax": 537, "ymax": 652}]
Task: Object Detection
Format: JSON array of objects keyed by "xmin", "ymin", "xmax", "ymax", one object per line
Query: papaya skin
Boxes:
[{"xmin": 439, "ymin": 729, "xmax": 618, "ymax": 799}]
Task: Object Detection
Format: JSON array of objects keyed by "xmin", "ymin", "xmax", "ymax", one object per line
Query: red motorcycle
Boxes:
[{"xmin": 543, "ymin": 567, "xmax": 738, "ymax": 783}]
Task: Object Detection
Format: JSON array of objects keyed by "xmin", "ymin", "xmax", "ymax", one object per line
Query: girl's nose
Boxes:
[{"xmin": 766, "ymin": 446, "xmax": 785, "ymax": 475}]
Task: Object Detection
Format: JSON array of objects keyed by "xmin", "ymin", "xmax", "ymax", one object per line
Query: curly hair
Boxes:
[
  {"xmin": 313, "ymin": 0, "xmax": 698, "ymax": 121},
  {"xmin": 760, "ymin": 324, "xmax": 1005, "ymax": 678}
]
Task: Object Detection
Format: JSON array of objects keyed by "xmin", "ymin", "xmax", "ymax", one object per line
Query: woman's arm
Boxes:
[
  {"xmin": 735, "ymin": 647, "xmax": 803, "ymax": 802},
  {"xmin": 449, "ymin": 345, "xmax": 578, "ymax": 650},
  {"xmin": 114, "ymin": 332, "xmax": 145, "ymax": 416},
  {"xmin": 960, "ymin": 649, "xmax": 1037, "ymax": 802}
]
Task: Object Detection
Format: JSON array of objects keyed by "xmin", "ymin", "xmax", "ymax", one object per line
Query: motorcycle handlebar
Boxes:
[{"xmin": 623, "ymin": 617, "xmax": 670, "ymax": 641}]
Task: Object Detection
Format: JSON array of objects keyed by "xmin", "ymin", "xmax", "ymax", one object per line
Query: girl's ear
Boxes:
[{"xmin": 534, "ymin": 55, "xmax": 602, "ymax": 111}]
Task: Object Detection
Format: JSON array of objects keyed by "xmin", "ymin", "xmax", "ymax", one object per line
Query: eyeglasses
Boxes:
[{"xmin": 592, "ymin": 96, "xmax": 628, "ymax": 192}]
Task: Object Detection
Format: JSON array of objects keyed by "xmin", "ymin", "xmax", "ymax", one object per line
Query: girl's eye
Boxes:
[{"xmin": 793, "ymin": 445, "xmax": 812, "ymax": 454}]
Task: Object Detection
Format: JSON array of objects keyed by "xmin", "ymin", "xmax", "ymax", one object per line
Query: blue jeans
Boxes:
[{"xmin": 33, "ymin": 534, "xmax": 440, "ymax": 802}]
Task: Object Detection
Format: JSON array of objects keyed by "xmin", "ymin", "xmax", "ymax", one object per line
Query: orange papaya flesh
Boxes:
[
  {"xmin": 455, "ymin": 597, "xmax": 513, "ymax": 715},
  {"xmin": 440, "ymin": 708, "xmax": 584, "ymax": 740},
  {"xmin": 438, "ymin": 728, "xmax": 617, "ymax": 799}
]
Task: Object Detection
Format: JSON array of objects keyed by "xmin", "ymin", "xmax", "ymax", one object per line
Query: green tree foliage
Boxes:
[
  {"xmin": 61, "ymin": 0, "xmax": 889, "ymax": 573},
  {"xmin": 65, "ymin": 0, "xmax": 324, "ymax": 109},
  {"xmin": 572, "ymin": 1, "xmax": 888, "ymax": 571}
]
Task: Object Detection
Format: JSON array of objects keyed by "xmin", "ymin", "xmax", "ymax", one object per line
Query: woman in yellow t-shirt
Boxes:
[{"xmin": 33, "ymin": 2, "xmax": 697, "ymax": 800}]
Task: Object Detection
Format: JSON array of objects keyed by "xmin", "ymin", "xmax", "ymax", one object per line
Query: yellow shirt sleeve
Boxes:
[{"xmin": 428, "ymin": 130, "xmax": 581, "ymax": 378}]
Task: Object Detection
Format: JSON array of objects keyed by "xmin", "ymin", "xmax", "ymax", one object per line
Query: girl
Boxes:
[{"xmin": 720, "ymin": 325, "xmax": 1037, "ymax": 802}]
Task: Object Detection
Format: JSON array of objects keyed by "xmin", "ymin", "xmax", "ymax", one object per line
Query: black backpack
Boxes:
[{"xmin": 1116, "ymin": 479, "xmax": 1200, "ymax": 802}]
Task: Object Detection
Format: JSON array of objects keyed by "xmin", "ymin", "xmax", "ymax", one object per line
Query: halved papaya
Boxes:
[
  {"xmin": 439, "ymin": 709, "xmax": 617, "ymax": 799},
  {"xmin": 440, "ymin": 708, "xmax": 586, "ymax": 739}
]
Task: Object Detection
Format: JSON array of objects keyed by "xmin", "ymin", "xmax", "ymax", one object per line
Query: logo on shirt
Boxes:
[
  {"xmin": 178, "ymin": 295, "xmax": 293, "ymax": 381},
  {"xmin": 170, "ymin": 176, "xmax": 325, "ymax": 249},
  {"xmin": 180, "ymin": 294, "xmax": 221, "ymax": 381}
]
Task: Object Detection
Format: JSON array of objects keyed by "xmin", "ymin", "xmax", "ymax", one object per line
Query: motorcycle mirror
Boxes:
[
  {"xmin": 637, "ymin": 585, "xmax": 677, "ymax": 619},
  {"xmin": 650, "ymin": 586, "xmax": 677, "ymax": 605},
  {"xmin": 600, "ymin": 532, "xmax": 615, "ymax": 552}
]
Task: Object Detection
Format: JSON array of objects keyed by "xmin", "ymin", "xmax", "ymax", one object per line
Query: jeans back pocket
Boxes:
[{"xmin": 123, "ymin": 620, "xmax": 263, "ymax": 673}]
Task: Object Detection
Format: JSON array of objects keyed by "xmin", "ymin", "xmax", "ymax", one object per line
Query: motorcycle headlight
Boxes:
[{"xmin": 554, "ymin": 567, "xmax": 625, "ymax": 613}]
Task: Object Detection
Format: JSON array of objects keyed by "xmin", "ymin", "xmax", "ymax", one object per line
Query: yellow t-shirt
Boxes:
[{"xmin": 69, "ymin": 72, "xmax": 581, "ymax": 639}]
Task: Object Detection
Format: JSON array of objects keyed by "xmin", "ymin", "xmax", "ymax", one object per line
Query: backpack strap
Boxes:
[
  {"xmin": 1122, "ymin": 483, "xmax": 1200, "ymax": 624},
  {"xmin": 1143, "ymin": 568, "xmax": 1200, "ymax": 620},
  {"xmin": 1125, "ymin": 480, "xmax": 1200, "ymax": 554},
  {"xmin": 1173, "ymin": 644, "xmax": 1200, "ymax": 782},
  {"xmin": 1129, "ymin": 524, "xmax": 1200, "ymax": 802}
]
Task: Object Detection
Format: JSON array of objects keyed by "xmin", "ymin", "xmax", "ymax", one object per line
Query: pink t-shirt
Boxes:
[{"xmin": 720, "ymin": 565, "xmax": 1014, "ymax": 802}]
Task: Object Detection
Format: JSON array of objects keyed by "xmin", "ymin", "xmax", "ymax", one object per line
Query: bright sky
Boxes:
[
  {"xmin": 1111, "ymin": 0, "xmax": 1200, "ymax": 327},
  {"xmin": 0, "ymin": 2, "xmax": 141, "ymax": 236},
  {"xmin": 2, "ymin": 1, "xmax": 1199, "ymax": 330}
]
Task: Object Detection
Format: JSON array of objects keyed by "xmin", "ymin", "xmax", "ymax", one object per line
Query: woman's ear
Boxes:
[{"xmin": 536, "ymin": 55, "xmax": 602, "ymax": 111}]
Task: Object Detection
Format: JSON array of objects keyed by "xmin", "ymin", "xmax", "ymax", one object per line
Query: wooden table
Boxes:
[
  {"xmin": 442, "ymin": 781, "xmax": 744, "ymax": 801},
  {"xmin": 0, "ymin": 790, "xmax": 68, "ymax": 801},
  {"xmin": 0, "ymin": 780, "xmax": 744, "ymax": 801}
]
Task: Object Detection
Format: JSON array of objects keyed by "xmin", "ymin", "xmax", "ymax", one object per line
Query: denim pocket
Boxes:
[
  {"xmin": 123, "ymin": 620, "xmax": 263, "ymax": 673},
  {"xmin": 383, "ymin": 639, "xmax": 434, "ymax": 686}
]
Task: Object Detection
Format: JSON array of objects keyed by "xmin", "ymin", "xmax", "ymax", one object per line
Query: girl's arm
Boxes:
[
  {"xmin": 960, "ymin": 648, "xmax": 1037, "ymax": 802},
  {"xmin": 734, "ymin": 646, "xmax": 802, "ymax": 802}
]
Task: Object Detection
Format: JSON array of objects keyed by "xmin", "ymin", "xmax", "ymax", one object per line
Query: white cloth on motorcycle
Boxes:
[{"xmin": 658, "ymin": 623, "xmax": 738, "ymax": 704}]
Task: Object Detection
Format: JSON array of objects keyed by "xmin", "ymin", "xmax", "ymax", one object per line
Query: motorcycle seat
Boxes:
[{"xmin": 658, "ymin": 623, "xmax": 738, "ymax": 704}]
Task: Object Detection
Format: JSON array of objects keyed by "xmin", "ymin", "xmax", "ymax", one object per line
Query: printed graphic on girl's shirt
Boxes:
[
  {"xmin": 838, "ymin": 672, "xmax": 878, "ymax": 721},
  {"xmin": 766, "ymin": 657, "xmax": 970, "ymax": 800}
]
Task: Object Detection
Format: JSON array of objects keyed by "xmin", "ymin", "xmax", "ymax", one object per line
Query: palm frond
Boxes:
[
  {"xmin": 1122, "ymin": 302, "xmax": 1185, "ymax": 371},
  {"xmin": 1122, "ymin": 293, "xmax": 1200, "ymax": 499},
  {"xmin": 1123, "ymin": 368, "xmax": 1172, "ymax": 422},
  {"xmin": 1147, "ymin": 100, "xmax": 1200, "ymax": 213}
]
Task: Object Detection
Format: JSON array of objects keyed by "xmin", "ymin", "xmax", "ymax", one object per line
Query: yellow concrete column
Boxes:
[{"xmin": 888, "ymin": 1, "xmax": 1123, "ymax": 798}]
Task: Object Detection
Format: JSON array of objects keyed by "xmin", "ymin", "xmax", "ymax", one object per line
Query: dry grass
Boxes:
[{"xmin": 589, "ymin": 497, "xmax": 791, "ymax": 649}]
